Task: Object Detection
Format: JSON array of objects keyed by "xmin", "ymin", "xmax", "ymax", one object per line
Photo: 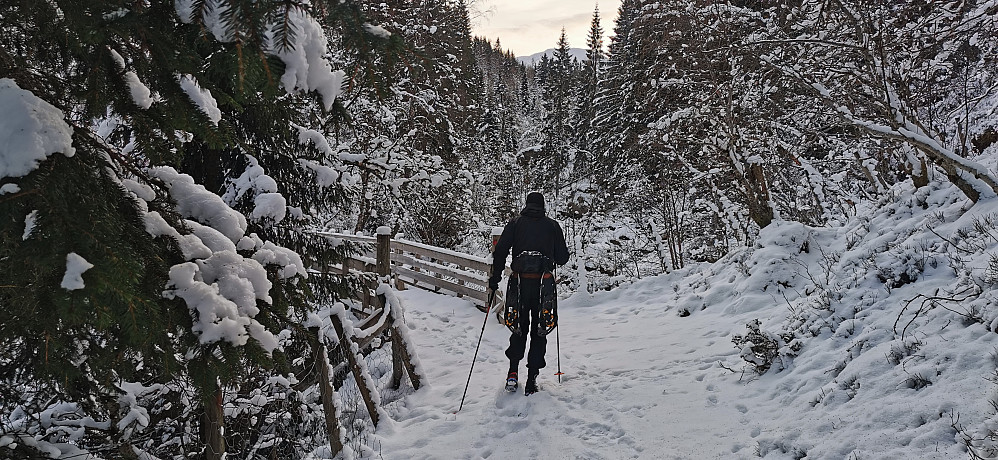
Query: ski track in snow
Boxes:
[{"xmin": 382, "ymin": 288, "xmax": 759, "ymax": 459}]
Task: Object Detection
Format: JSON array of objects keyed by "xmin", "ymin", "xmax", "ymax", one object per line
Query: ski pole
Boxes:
[
  {"xmin": 553, "ymin": 267, "xmax": 564, "ymax": 383},
  {"xmin": 555, "ymin": 323, "xmax": 563, "ymax": 383},
  {"xmin": 457, "ymin": 289, "xmax": 496, "ymax": 413}
]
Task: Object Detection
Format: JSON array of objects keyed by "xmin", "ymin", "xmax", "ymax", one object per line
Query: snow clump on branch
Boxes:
[
  {"xmin": 268, "ymin": 9, "xmax": 346, "ymax": 111},
  {"xmin": 61, "ymin": 253, "xmax": 94, "ymax": 291},
  {"xmin": 139, "ymin": 166, "xmax": 308, "ymax": 352},
  {"xmin": 179, "ymin": 75, "xmax": 221, "ymax": 124},
  {"xmin": 0, "ymin": 78, "xmax": 76, "ymax": 179}
]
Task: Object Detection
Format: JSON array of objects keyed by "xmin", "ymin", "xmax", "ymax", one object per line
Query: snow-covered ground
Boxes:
[
  {"xmin": 369, "ymin": 181, "xmax": 998, "ymax": 459},
  {"xmin": 382, "ymin": 287, "xmax": 757, "ymax": 459}
]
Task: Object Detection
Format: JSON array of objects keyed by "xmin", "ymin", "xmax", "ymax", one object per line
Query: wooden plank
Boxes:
[
  {"xmin": 316, "ymin": 344, "xmax": 345, "ymax": 456},
  {"xmin": 397, "ymin": 336, "xmax": 422, "ymax": 390},
  {"xmin": 395, "ymin": 266, "xmax": 487, "ymax": 302},
  {"xmin": 330, "ymin": 314, "xmax": 380, "ymax": 427},
  {"xmin": 316, "ymin": 232, "xmax": 376, "ymax": 244},
  {"xmin": 391, "ymin": 335, "xmax": 404, "ymax": 390},
  {"xmin": 395, "ymin": 265, "xmax": 486, "ymax": 294},
  {"xmin": 391, "ymin": 253, "xmax": 487, "ymax": 287},
  {"xmin": 330, "ymin": 260, "xmax": 374, "ymax": 278},
  {"xmin": 353, "ymin": 317, "xmax": 394, "ymax": 351},
  {"xmin": 392, "ymin": 278, "xmax": 490, "ymax": 306},
  {"xmin": 343, "ymin": 257, "xmax": 375, "ymax": 272},
  {"xmin": 354, "ymin": 308, "xmax": 385, "ymax": 331},
  {"xmin": 392, "ymin": 240, "xmax": 491, "ymax": 273},
  {"xmin": 389, "ymin": 312, "xmax": 422, "ymax": 390}
]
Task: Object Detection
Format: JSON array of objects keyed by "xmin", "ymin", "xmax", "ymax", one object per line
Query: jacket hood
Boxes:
[{"xmin": 521, "ymin": 202, "xmax": 545, "ymax": 217}]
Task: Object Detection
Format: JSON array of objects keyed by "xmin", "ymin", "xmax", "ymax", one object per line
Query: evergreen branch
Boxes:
[
  {"xmin": 259, "ymin": 48, "xmax": 275, "ymax": 86},
  {"xmin": 0, "ymin": 188, "xmax": 39, "ymax": 203},
  {"xmin": 191, "ymin": 0, "xmax": 211, "ymax": 37}
]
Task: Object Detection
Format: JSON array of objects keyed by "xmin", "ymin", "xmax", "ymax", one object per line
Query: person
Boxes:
[{"xmin": 489, "ymin": 191, "xmax": 569, "ymax": 395}]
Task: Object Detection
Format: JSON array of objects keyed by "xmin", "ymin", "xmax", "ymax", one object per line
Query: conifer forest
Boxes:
[{"xmin": 1, "ymin": 0, "xmax": 998, "ymax": 458}]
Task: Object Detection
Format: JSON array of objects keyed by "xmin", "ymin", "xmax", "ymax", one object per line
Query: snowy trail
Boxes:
[
  {"xmin": 380, "ymin": 285, "xmax": 760, "ymax": 459},
  {"xmin": 374, "ymin": 203, "xmax": 998, "ymax": 459}
]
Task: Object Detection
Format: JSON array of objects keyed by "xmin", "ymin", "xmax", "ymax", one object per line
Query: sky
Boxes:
[{"xmin": 471, "ymin": 0, "xmax": 622, "ymax": 57}]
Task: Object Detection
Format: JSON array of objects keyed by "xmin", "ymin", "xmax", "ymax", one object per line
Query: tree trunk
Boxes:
[
  {"xmin": 202, "ymin": 386, "xmax": 225, "ymax": 460},
  {"xmin": 738, "ymin": 162, "xmax": 774, "ymax": 229},
  {"xmin": 880, "ymin": 127, "xmax": 997, "ymax": 203},
  {"xmin": 909, "ymin": 155, "xmax": 929, "ymax": 189}
]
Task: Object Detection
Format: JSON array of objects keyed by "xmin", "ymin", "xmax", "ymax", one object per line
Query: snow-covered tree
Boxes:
[
  {"xmin": 535, "ymin": 29, "xmax": 580, "ymax": 198},
  {"xmin": 576, "ymin": 6, "xmax": 606, "ymax": 157},
  {"xmin": 350, "ymin": 0, "xmax": 481, "ymax": 247},
  {"xmin": 0, "ymin": 0, "xmax": 394, "ymax": 457},
  {"xmin": 759, "ymin": 0, "xmax": 998, "ymax": 203}
]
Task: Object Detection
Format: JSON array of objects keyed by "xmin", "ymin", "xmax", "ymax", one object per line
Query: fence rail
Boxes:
[{"xmin": 318, "ymin": 231, "xmax": 498, "ymax": 309}]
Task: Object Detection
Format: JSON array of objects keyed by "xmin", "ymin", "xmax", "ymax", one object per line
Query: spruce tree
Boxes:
[
  {"xmin": 590, "ymin": 0, "xmax": 640, "ymax": 208},
  {"xmin": 577, "ymin": 6, "xmax": 605, "ymax": 156},
  {"xmin": 0, "ymin": 0, "xmax": 393, "ymax": 457},
  {"xmin": 354, "ymin": 0, "xmax": 481, "ymax": 247},
  {"xmin": 536, "ymin": 29, "xmax": 580, "ymax": 201}
]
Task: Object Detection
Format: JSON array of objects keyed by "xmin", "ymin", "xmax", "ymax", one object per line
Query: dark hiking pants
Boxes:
[{"xmin": 505, "ymin": 277, "xmax": 546, "ymax": 371}]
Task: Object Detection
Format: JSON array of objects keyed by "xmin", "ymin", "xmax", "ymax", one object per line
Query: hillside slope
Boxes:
[{"xmin": 376, "ymin": 180, "xmax": 998, "ymax": 459}]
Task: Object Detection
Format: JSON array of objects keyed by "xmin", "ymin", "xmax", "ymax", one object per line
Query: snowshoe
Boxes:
[
  {"xmin": 504, "ymin": 276, "xmax": 521, "ymax": 335},
  {"xmin": 505, "ymin": 372, "xmax": 518, "ymax": 392},
  {"xmin": 538, "ymin": 274, "xmax": 558, "ymax": 336}
]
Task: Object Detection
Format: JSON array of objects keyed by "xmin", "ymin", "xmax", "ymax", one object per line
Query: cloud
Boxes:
[
  {"xmin": 493, "ymin": 11, "xmax": 592, "ymax": 29},
  {"xmin": 473, "ymin": 0, "xmax": 620, "ymax": 56}
]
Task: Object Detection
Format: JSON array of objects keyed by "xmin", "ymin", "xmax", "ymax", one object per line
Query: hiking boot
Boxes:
[
  {"xmin": 524, "ymin": 377, "xmax": 538, "ymax": 395},
  {"xmin": 524, "ymin": 370, "xmax": 538, "ymax": 395},
  {"xmin": 505, "ymin": 371, "xmax": 518, "ymax": 392}
]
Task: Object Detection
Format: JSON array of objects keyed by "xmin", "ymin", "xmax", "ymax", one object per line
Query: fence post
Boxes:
[
  {"xmin": 390, "ymin": 317, "xmax": 405, "ymax": 390},
  {"xmin": 390, "ymin": 316, "xmax": 422, "ymax": 391},
  {"xmin": 378, "ymin": 227, "xmax": 409, "ymax": 389},
  {"xmin": 376, "ymin": 227, "xmax": 391, "ymax": 278}
]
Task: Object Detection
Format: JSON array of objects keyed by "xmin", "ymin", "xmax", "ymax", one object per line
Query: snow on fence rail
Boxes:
[{"xmin": 318, "ymin": 231, "xmax": 498, "ymax": 310}]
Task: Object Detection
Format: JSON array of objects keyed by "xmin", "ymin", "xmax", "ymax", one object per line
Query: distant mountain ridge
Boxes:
[{"xmin": 516, "ymin": 47, "xmax": 588, "ymax": 65}]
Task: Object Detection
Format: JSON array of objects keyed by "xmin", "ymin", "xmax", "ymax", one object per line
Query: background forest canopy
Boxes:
[{"xmin": 0, "ymin": 0, "xmax": 997, "ymax": 458}]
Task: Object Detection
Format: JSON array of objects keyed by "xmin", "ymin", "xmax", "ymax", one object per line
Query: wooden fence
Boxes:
[
  {"xmin": 294, "ymin": 231, "xmax": 427, "ymax": 459},
  {"xmin": 319, "ymin": 230, "xmax": 500, "ymax": 311},
  {"xmin": 266, "ymin": 230, "xmax": 497, "ymax": 458},
  {"xmin": 203, "ymin": 232, "xmax": 433, "ymax": 460}
]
